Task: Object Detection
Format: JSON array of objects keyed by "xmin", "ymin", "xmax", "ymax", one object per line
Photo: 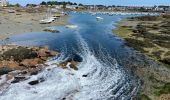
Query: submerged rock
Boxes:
[
  {"xmin": 28, "ymin": 80, "xmax": 39, "ymax": 85},
  {"xmin": 58, "ymin": 59, "xmax": 79, "ymax": 70},
  {"xmin": 57, "ymin": 54, "xmax": 83, "ymax": 70},
  {"xmin": 28, "ymin": 78, "xmax": 45, "ymax": 85},
  {"xmin": 72, "ymin": 54, "xmax": 83, "ymax": 62},
  {"xmin": 43, "ymin": 28, "xmax": 59, "ymax": 33},
  {"xmin": 69, "ymin": 61, "xmax": 79, "ymax": 70},
  {"xmin": 11, "ymin": 76, "xmax": 26, "ymax": 83}
]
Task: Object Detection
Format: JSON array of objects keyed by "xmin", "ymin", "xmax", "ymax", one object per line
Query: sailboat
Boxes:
[{"xmin": 40, "ymin": 8, "xmax": 55, "ymax": 24}]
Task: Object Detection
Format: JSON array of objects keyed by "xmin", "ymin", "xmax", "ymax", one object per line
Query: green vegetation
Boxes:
[
  {"xmin": 7, "ymin": 3, "xmax": 21, "ymax": 7},
  {"xmin": 138, "ymin": 94, "xmax": 152, "ymax": 100},
  {"xmin": 113, "ymin": 14, "xmax": 170, "ymax": 99},
  {"xmin": 124, "ymin": 38, "xmax": 154, "ymax": 53},
  {"xmin": 113, "ymin": 25, "xmax": 133, "ymax": 38},
  {"xmin": 154, "ymin": 83, "xmax": 170, "ymax": 96},
  {"xmin": 0, "ymin": 47, "xmax": 37, "ymax": 62},
  {"xmin": 130, "ymin": 15, "xmax": 160, "ymax": 21},
  {"xmin": 113, "ymin": 14, "xmax": 170, "ymax": 68}
]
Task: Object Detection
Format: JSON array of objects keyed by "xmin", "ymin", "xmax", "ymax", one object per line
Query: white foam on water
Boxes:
[{"xmin": 0, "ymin": 31, "xmax": 138, "ymax": 100}]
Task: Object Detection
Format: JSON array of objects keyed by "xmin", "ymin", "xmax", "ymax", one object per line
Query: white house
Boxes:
[{"xmin": 0, "ymin": 0, "xmax": 8, "ymax": 7}]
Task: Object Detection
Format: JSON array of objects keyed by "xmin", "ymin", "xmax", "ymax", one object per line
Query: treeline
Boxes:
[
  {"xmin": 7, "ymin": 3, "xmax": 21, "ymax": 7},
  {"xmin": 40, "ymin": 1, "xmax": 83, "ymax": 6}
]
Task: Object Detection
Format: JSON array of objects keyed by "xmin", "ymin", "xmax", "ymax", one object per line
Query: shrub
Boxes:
[{"xmin": 1, "ymin": 47, "xmax": 38, "ymax": 62}]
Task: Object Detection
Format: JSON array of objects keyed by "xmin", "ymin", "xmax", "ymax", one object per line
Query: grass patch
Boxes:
[
  {"xmin": 151, "ymin": 50, "xmax": 163, "ymax": 60},
  {"xmin": 138, "ymin": 94, "xmax": 152, "ymax": 100},
  {"xmin": 113, "ymin": 26, "xmax": 132, "ymax": 38},
  {"xmin": 130, "ymin": 15, "xmax": 160, "ymax": 21},
  {"xmin": 153, "ymin": 41, "xmax": 170, "ymax": 48},
  {"xmin": 125, "ymin": 38, "xmax": 154, "ymax": 47},
  {"xmin": 154, "ymin": 83, "xmax": 170, "ymax": 96},
  {"xmin": 165, "ymin": 51, "xmax": 170, "ymax": 57}
]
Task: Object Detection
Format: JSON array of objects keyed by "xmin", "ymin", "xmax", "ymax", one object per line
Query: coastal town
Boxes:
[
  {"xmin": 1, "ymin": 0, "xmax": 170, "ymax": 13},
  {"xmin": 0, "ymin": 0, "xmax": 170, "ymax": 100}
]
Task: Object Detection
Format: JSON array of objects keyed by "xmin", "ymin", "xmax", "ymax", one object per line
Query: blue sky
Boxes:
[{"xmin": 9, "ymin": 0, "xmax": 170, "ymax": 6}]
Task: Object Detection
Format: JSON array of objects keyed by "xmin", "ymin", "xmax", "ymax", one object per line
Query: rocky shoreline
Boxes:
[
  {"xmin": 0, "ymin": 45, "xmax": 58, "ymax": 76},
  {"xmin": 0, "ymin": 44, "xmax": 82, "ymax": 86}
]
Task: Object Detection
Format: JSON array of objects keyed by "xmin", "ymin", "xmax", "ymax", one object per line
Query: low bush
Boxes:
[{"xmin": 1, "ymin": 47, "xmax": 38, "ymax": 62}]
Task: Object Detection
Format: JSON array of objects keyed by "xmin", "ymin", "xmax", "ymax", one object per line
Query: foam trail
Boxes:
[{"xmin": 0, "ymin": 29, "xmax": 138, "ymax": 100}]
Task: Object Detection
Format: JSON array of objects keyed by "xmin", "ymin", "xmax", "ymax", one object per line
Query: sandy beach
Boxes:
[{"xmin": 0, "ymin": 8, "xmax": 68, "ymax": 39}]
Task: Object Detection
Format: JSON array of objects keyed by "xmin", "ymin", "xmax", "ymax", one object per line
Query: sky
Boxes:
[{"xmin": 8, "ymin": 0, "xmax": 170, "ymax": 6}]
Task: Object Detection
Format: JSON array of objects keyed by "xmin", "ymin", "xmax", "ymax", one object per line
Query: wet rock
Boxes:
[
  {"xmin": 58, "ymin": 62, "xmax": 68, "ymax": 69},
  {"xmin": 82, "ymin": 75, "xmax": 88, "ymax": 77},
  {"xmin": 69, "ymin": 63, "xmax": 78, "ymax": 70},
  {"xmin": 39, "ymin": 77, "xmax": 45, "ymax": 82},
  {"xmin": 0, "ymin": 67, "xmax": 13, "ymax": 75},
  {"xmin": 69, "ymin": 61, "xmax": 78, "ymax": 70},
  {"xmin": 28, "ymin": 77, "xmax": 45, "ymax": 85},
  {"xmin": 11, "ymin": 76, "xmax": 26, "ymax": 83},
  {"xmin": 43, "ymin": 28, "xmax": 60, "ymax": 33},
  {"xmin": 11, "ymin": 79, "xmax": 20, "ymax": 83},
  {"xmin": 40, "ymin": 57, "xmax": 48, "ymax": 61},
  {"xmin": 72, "ymin": 54, "xmax": 83, "ymax": 62},
  {"xmin": 30, "ymin": 70, "xmax": 39, "ymax": 75},
  {"xmin": 58, "ymin": 60, "xmax": 79, "ymax": 70},
  {"xmin": 6, "ymin": 74, "xmax": 14, "ymax": 80},
  {"xmin": 28, "ymin": 80, "xmax": 39, "ymax": 85},
  {"xmin": 20, "ymin": 70, "xmax": 28, "ymax": 74}
]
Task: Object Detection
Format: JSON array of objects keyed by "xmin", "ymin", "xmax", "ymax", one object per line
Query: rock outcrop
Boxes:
[{"xmin": 0, "ymin": 45, "xmax": 58, "ymax": 76}]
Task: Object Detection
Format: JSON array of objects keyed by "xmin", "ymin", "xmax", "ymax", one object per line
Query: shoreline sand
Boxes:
[{"xmin": 0, "ymin": 9, "xmax": 68, "ymax": 40}]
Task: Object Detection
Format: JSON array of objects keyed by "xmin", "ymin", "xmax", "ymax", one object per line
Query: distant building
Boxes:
[
  {"xmin": 0, "ymin": 0, "xmax": 8, "ymax": 7},
  {"xmin": 66, "ymin": 4, "xmax": 77, "ymax": 9},
  {"xmin": 158, "ymin": 6, "xmax": 170, "ymax": 12},
  {"xmin": 55, "ymin": 5, "xmax": 63, "ymax": 9}
]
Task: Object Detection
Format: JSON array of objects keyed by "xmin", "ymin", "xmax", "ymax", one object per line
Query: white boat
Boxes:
[
  {"xmin": 96, "ymin": 17, "xmax": 103, "ymax": 20},
  {"xmin": 65, "ymin": 25, "xmax": 78, "ymax": 29},
  {"xmin": 40, "ymin": 18, "xmax": 54, "ymax": 24},
  {"xmin": 40, "ymin": 8, "xmax": 56, "ymax": 24}
]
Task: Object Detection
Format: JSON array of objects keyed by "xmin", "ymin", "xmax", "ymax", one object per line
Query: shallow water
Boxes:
[{"xmin": 0, "ymin": 12, "xmax": 140, "ymax": 100}]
